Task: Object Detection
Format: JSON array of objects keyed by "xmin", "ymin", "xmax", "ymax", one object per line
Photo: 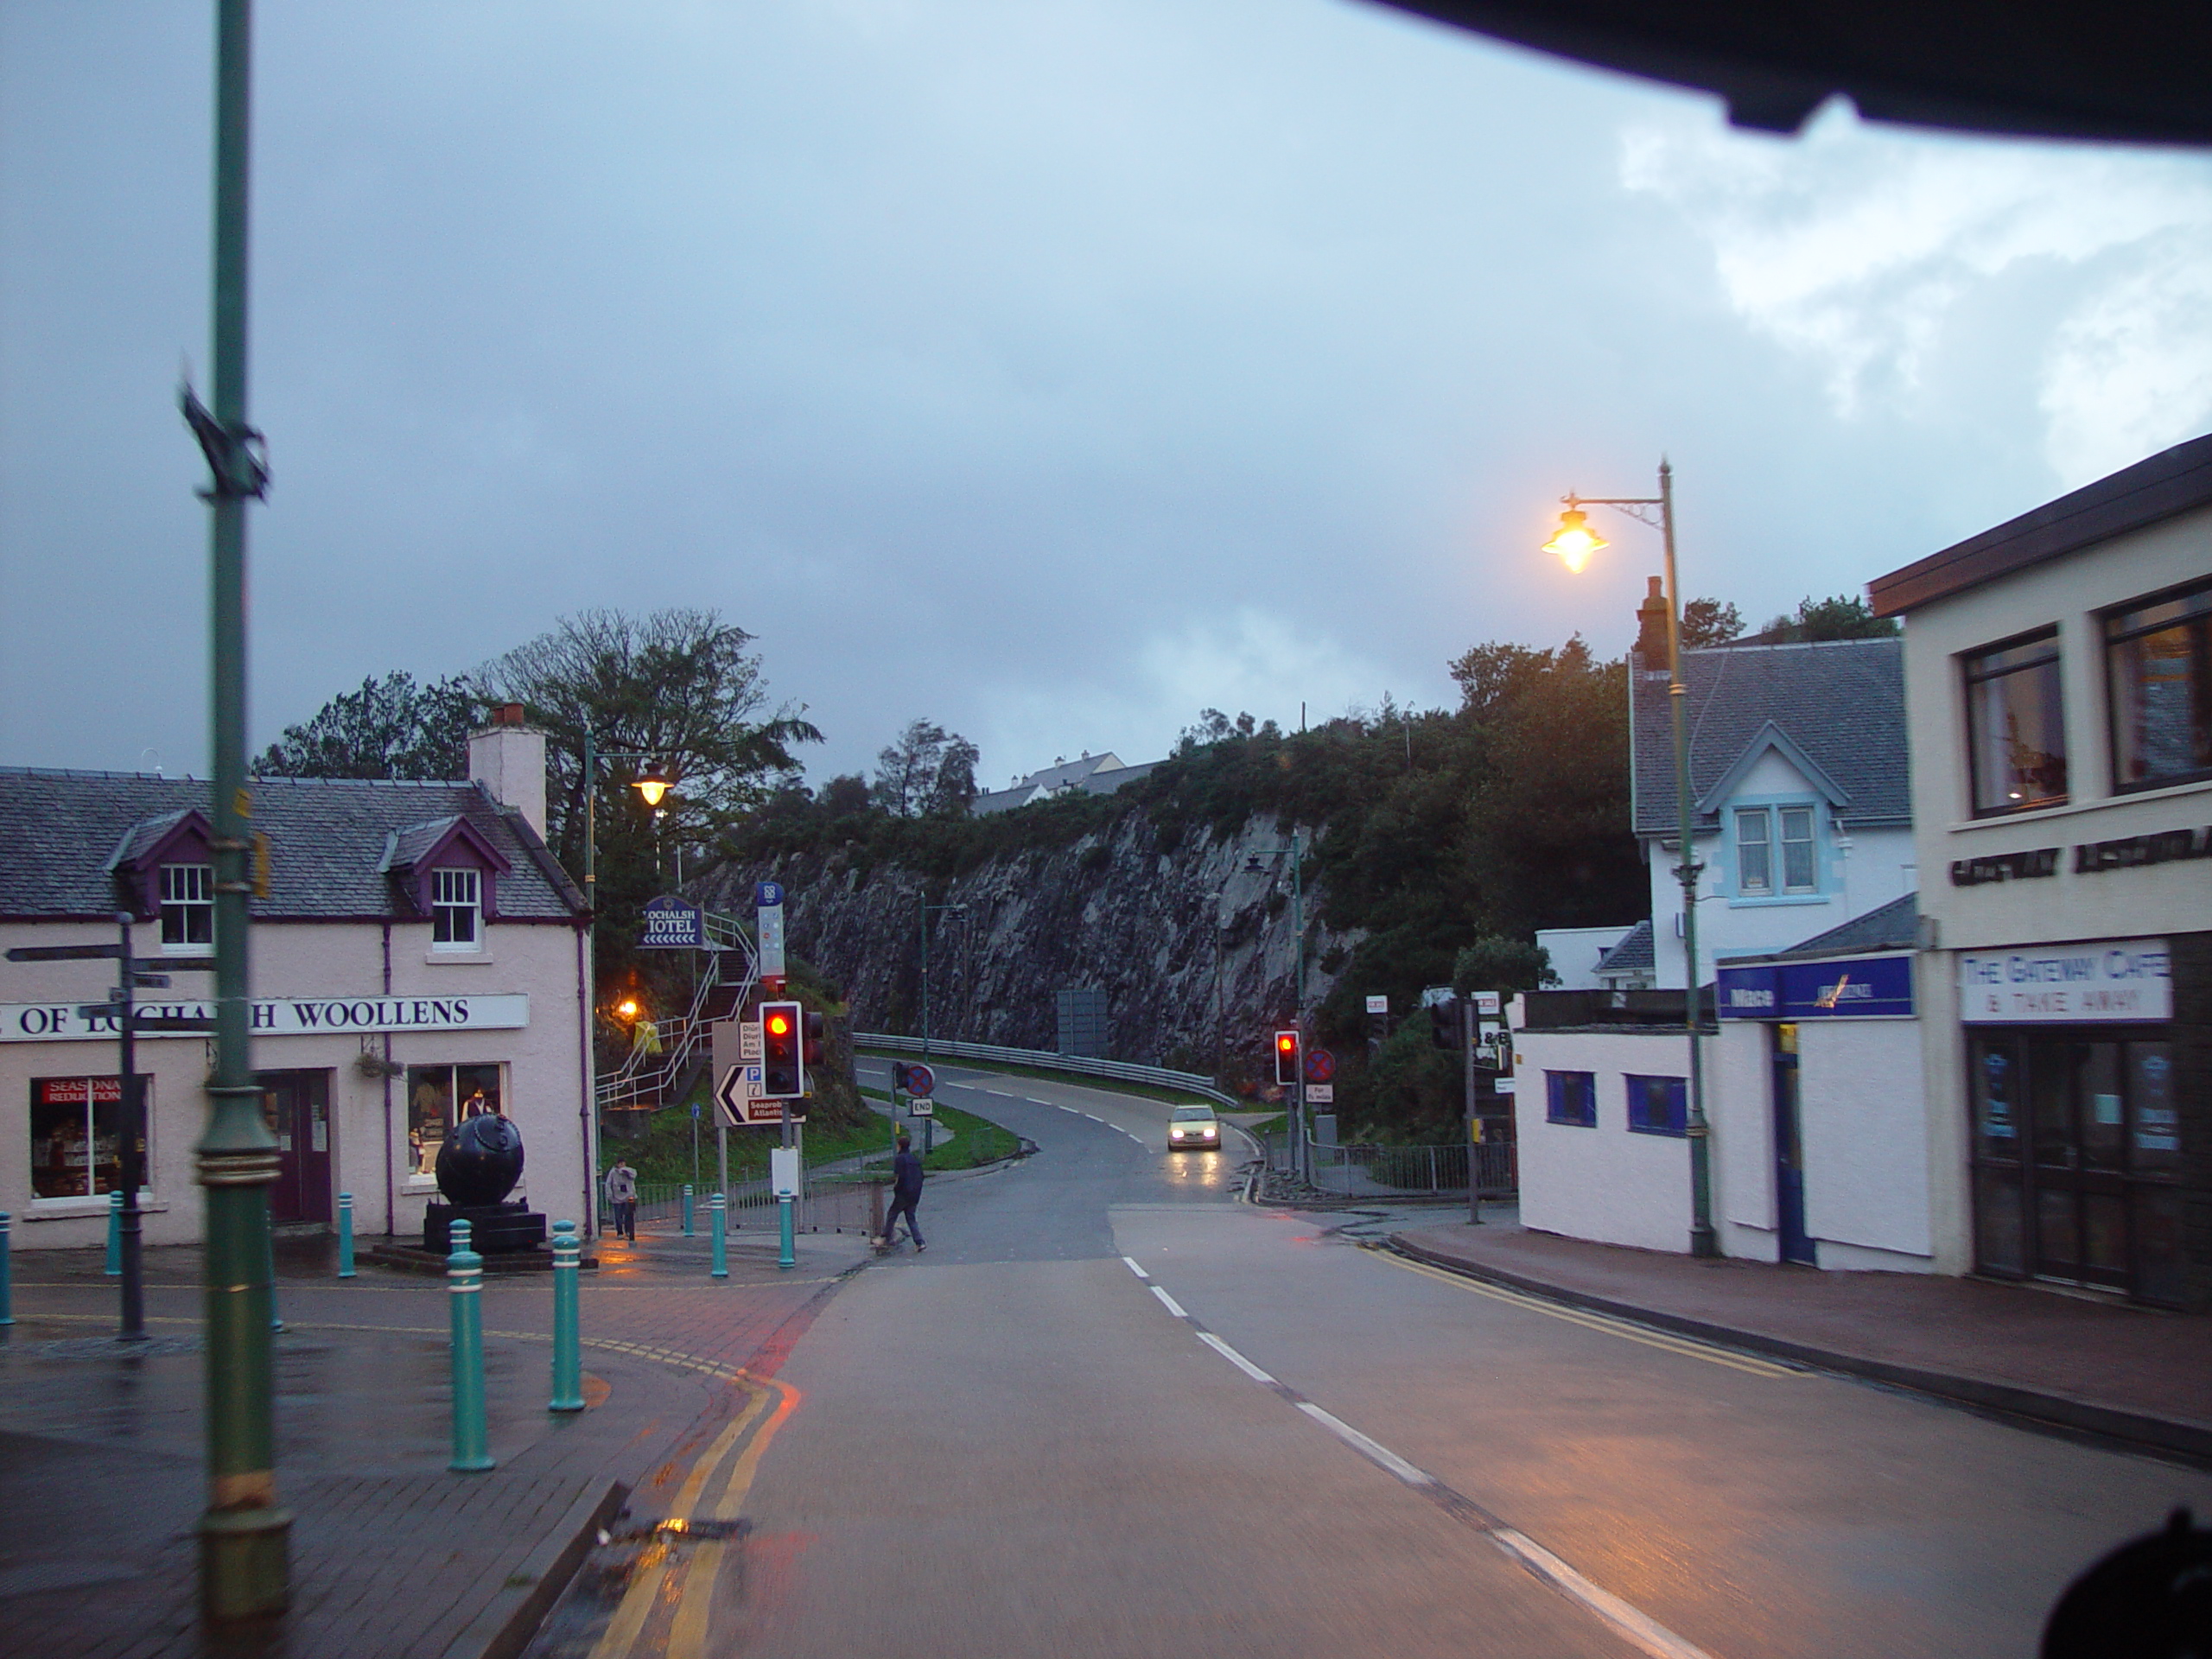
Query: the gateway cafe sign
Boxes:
[{"xmin": 3, "ymin": 993, "xmax": 530, "ymax": 1043}]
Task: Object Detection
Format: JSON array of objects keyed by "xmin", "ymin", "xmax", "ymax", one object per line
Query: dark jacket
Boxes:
[{"xmin": 891, "ymin": 1148, "xmax": 925, "ymax": 1200}]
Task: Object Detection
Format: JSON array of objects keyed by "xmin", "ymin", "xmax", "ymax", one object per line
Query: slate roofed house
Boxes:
[
  {"xmin": 1627, "ymin": 595, "xmax": 1916, "ymax": 988},
  {"xmin": 0, "ymin": 710, "xmax": 597, "ymax": 1252},
  {"xmin": 971, "ymin": 751, "xmax": 1162, "ymax": 816}
]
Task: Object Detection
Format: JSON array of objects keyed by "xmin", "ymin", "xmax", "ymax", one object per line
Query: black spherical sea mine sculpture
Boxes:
[{"xmin": 435, "ymin": 1114, "xmax": 525, "ymax": 1209}]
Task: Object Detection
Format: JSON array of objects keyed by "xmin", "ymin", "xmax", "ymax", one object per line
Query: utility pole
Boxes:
[{"xmin": 181, "ymin": 0, "xmax": 289, "ymax": 1619}]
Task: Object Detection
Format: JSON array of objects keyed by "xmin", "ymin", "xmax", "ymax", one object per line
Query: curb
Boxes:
[
  {"xmin": 445, "ymin": 1476, "xmax": 629, "ymax": 1659},
  {"xmin": 1386, "ymin": 1232, "xmax": 2212, "ymax": 1471}
]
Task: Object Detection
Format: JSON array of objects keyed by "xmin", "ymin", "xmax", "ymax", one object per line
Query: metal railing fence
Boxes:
[
  {"xmin": 598, "ymin": 907, "xmax": 761, "ymax": 1116},
  {"xmin": 627, "ymin": 1172, "xmax": 881, "ymax": 1235},
  {"xmin": 854, "ymin": 1032, "xmax": 1242, "ymax": 1113},
  {"xmin": 1267, "ymin": 1136, "xmax": 1518, "ymax": 1200}
]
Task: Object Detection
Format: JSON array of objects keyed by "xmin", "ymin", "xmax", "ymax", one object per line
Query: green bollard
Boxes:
[
  {"xmin": 777, "ymin": 1194, "xmax": 795, "ymax": 1271},
  {"xmin": 0, "ymin": 1211, "xmax": 14, "ymax": 1326},
  {"xmin": 105, "ymin": 1190, "xmax": 123, "ymax": 1275},
  {"xmin": 682, "ymin": 1183, "xmax": 695, "ymax": 1237},
  {"xmin": 549, "ymin": 1220, "xmax": 583, "ymax": 1413},
  {"xmin": 336, "ymin": 1192, "xmax": 355, "ymax": 1279},
  {"xmin": 447, "ymin": 1218, "xmax": 494, "ymax": 1471},
  {"xmin": 709, "ymin": 1194, "xmax": 728, "ymax": 1280}
]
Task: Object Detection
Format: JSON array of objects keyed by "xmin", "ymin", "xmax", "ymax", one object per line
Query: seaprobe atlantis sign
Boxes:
[{"xmin": 1, "ymin": 994, "xmax": 531, "ymax": 1043}]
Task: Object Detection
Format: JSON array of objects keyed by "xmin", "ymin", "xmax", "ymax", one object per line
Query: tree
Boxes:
[
  {"xmin": 1759, "ymin": 594, "xmax": 1899, "ymax": 641},
  {"xmin": 1452, "ymin": 936, "xmax": 1556, "ymax": 994},
  {"xmin": 1680, "ymin": 597, "xmax": 1744, "ymax": 650},
  {"xmin": 257, "ymin": 671, "xmax": 479, "ymax": 779},
  {"xmin": 817, "ymin": 774, "xmax": 874, "ymax": 817},
  {"xmin": 872, "ymin": 720, "xmax": 980, "ymax": 817},
  {"xmin": 475, "ymin": 607, "xmax": 820, "ymax": 938}
]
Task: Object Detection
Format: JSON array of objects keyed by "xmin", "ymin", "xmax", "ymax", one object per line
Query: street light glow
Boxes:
[
  {"xmin": 1543, "ymin": 506, "xmax": 1606, "ymax": 574},
  {"xmin": 633, "ymin": 762, "xmax": 671, "ymax": 808}
]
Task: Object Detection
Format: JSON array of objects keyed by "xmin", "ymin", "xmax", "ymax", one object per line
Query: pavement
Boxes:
[
  {"xmin": 1391, "ymin": 1211, "xmax": 2212, "ymax": 1465},
  {"xmin": 0, "ymin": 1222, "xmax": 868, "ymax": 1659}
]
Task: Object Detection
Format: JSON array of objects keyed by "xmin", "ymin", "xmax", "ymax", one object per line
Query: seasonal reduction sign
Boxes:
[{"xmin": 3, "ymin": 993, "xmax": 531, "ymax": 1042}]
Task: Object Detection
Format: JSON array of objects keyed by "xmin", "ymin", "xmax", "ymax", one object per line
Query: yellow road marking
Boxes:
[
  {"xmin": 1382, "ymin": 1254, "xmax": 1802, "ymax": 1379},
  {"xmin": 587, "ymin": 1378, "xmax": 777, "ymax": 1659},
  {"xmin": 662, "ymin": 1376, "xmax": 801, "ymax": 1659}
]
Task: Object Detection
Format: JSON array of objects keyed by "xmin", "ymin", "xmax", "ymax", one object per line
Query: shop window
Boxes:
[
  {"xmin": 1624, "ymin": 1074, "xmax": 1687, "ymax": 1136},
  {"xmin": 1545, "ymin": 1071, "xmax": 1597, "ymax": 1128},
  {"xmin": 30, "ymin": 1075, "xmax": 127, "ymax": 1199},
  {"xmin": 1732, "ymin": 805, "xmax": 1819, "ymax": 897},
  {"xmin": 1964, "ymin": 631, "xmax": 2068, "ymax": 814},
  {"xmin": 406, "ymin": 1063, "xmax": 503, "ymax": 1177},
  {"xmin": 431, "ymin": 867, "xmax": 481, "ymax": 950},
  {"xmin": 160, "ymin": 862, "xmax": 213, "ymax": 949},
  {"xmin": 2107, "ymin": 578, "xmax": 2212, "ymax": 791}
]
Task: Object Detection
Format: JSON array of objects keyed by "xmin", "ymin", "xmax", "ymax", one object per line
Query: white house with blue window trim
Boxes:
[{"xmin": 1630, "ymin": 629, "xmax": 1917, "ymax": 988}]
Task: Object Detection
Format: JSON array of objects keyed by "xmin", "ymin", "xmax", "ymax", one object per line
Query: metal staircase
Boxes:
[{"xmin": 595, "ymin": 906, "xmax": 759, "ymax": 1117}]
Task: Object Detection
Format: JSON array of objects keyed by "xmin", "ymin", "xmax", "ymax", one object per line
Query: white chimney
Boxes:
[{"xmin": 468, "ymin": 702, "xmax": 548, "ymax": 841}]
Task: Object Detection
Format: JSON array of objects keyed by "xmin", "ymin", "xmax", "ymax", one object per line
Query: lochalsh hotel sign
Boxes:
[
  {"xmin": 1958, "ymin": 940, "xmax": 2170, "ymax": 1025},
  {"xmin": 3, "ymin": 993, "xmax": 530, "ymax": 1043}
]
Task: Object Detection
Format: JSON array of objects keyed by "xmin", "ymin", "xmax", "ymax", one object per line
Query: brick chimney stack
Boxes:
[{"xmin": 1635, "ymin": 575, "xmax": 1671, "ymax": 666}]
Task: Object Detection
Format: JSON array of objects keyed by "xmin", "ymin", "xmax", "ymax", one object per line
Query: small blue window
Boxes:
[
  {"xmin": 1625, "ymin": 1074, "xmax": 1687, "ymax": 1136},
  {"xmin": 1546, "ymin": 1071, "xmax": 1597, "ymax": 1128}
]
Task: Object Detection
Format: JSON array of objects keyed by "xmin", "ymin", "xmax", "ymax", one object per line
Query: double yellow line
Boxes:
[
  {"xmin": 1383, "ymin": 1254, "xmax": 1802, "ymax": 1379},
  {"xmin": 588, "ymin": 1372, "xmax": 800, "ymax": 1659}
]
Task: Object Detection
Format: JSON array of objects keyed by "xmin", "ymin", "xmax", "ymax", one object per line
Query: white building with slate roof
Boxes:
[
  {"xmin": 1630, "ymin": 632, "xmax": 1916, "ymax": 986},
  {"xmin": 0, "ymin": 715, "xmax": 594, "ymax": 1251}
]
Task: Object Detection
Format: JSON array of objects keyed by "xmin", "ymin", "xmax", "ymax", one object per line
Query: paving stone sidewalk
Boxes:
[
  {"xmin": 1394, "ymin": 1215, "xmax": 2212, "ymax": 1461},
  {"xmin": 0, "ymin": 1230, "xmax": 867, "ymax": 1659}
]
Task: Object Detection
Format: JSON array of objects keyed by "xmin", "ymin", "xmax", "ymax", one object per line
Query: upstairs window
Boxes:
[
  {"xmin": 160, "ymin": 863, "xmax": 213, "ymax": 948},
  {"xmin": 431, "ymin": 867, "xmax": 481, "ymax": 950},
  {"xmin": 2107, "ymin": 579, "xmax": 2212, "ymax": 791},
  {"xmin": 1965, "ymin": 631, "xmax": 2067, "ymax": 815},
  {"xmin": 1733, "ymin": 805, "xmax": 1819, "ymax": 896}
]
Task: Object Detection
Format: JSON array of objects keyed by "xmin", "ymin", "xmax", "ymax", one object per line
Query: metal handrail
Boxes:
[
  {"xmin": 852, "ymin": 1032, "xmax": 1243, "ymax": 1113},
  {"xmin": 597, "ymin": 907, "xmax": 760, "ymax": 1113}
]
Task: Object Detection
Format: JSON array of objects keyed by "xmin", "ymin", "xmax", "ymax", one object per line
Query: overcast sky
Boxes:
[{"xmin": 5, "ymin": 3, "xmax": 2210, "ymax": 791}]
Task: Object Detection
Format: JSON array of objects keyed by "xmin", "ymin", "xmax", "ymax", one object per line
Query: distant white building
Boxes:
[
  {"xmin": 1534, "ymin": 925, "xmax": 1634, "ymax": 991},
  {"xmin": 971, "ymin": 751, "xmax": 1161, "ymax": 816}
]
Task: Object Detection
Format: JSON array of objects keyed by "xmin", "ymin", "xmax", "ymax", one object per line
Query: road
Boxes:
[{"xmin": 534, "ymin": 1065, "xmax": 2212, "ymax": 1659}]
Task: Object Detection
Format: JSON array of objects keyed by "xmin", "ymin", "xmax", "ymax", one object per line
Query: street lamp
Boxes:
[
  {"xmin": 576, "ymin": 734, "xmax": 670, "ymax": 1230},
  {"xmin": 1544, "ymin": 459, "xmax": 1716, "ymax": 1258},
  {"xmin": 918, "ymin": 901, "xmax": 969, "ymax": 1056},
  {"xmin": 1244, "ymin": 834, "xmax": 1306, "ymax": 1182}
]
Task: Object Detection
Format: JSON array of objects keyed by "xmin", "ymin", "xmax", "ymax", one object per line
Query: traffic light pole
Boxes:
[{"xmin": 1464, "ymin": 1000, "xmax": 1481, "ymax": 1226}]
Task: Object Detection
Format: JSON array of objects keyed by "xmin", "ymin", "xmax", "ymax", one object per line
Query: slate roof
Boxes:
[
  {"xmin": 1594, "ymin": 919, "xmax": 1654, "ymax": 976},
  {"xmin": 0, "ymin": 769, "xmax": 587, "ymax": 923},
  {"xmin": 1630, "ymin": 637, "xmax": 1908, "ymax": 837},
  {"xmin": 971, "ymin": 753, "xmax": 1162, "ymax": 816},
  {"xmin": 1762, "ymin": 892, "xmax": 1920, "ymax": 961}
]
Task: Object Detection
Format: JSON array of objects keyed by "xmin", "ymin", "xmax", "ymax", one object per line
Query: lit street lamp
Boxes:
[{"xmin": 1545, "ymin": 460, "xmax": 1717, "ymax": 1258}]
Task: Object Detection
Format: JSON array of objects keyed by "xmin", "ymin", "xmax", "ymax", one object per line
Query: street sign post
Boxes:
[
  {"xmin": 756, "ymin": 884, "xmax": 786, "ymax": 992},
  {"xmin": 1304, "ymin": 1046, "xmax": 1335, "ymax": 1084}
]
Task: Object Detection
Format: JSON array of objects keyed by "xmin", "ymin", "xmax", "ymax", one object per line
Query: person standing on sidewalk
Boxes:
[
  {"xmin": 606, "ymin": 1155, "xmax": 639, "ymax": 1243},
  {"xmin": 877, "ymin": 1134, "xmax": 926, "ymax": 1252}
]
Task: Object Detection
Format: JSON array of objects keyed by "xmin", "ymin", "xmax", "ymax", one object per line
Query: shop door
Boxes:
[
  {"xmin": 1771, "ymin": 1024, "xmax": 1815, "ymax": 1265},
  {"xmin": 2026, "ymin": 1039, "xmax": 2131, "ymax": 1291},
  {"xmin": 257, "ymin": 1070, "xmax": 333, "ymax": 1226}
]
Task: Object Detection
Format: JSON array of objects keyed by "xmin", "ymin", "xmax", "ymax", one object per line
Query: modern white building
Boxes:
[
  {"xmin": 1870, "ymin": 433, "xmax": 2212, "ymax": 1309},
  {"xmin": 0, "ymin": 712, "xmax": 596, "ymax": 1250},
  {"xmin": 970, "ymin": 752, "xmax": 1161, "ymax": 816}
]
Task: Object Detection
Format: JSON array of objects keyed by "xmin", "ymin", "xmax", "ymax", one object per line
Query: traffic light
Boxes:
[
  {"xmin": 1273, "ymin": 1029, "xmax": 1301, "ymax": 1089},
  {"xmin": 803, "ymin": 1010, "xmax": 825, "ymax": 1071},
  {"xmin": 890, "ymin": 1060, "xmax": 912, "ymax": 1095},
  {"xmin": 760, "ymin": 1000, "xmax": 804, "ymax": 1098},
  {"xmin": 1430, "ymin": 999, "xmax": 1462, "ymax": 1052}
]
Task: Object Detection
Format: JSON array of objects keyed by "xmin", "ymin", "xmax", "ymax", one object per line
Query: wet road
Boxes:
[{"xmin": 538, "ymin": 1065, "xmax": 2212, "ymax": 1659}]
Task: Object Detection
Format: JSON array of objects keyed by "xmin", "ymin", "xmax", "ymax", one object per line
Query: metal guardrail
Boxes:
[
  {"xmin": 853, "ymin": 1032, "xmax": 1244, "ymax": 1113},
  {"xmin": 1264, "ymin": 1134, "xmax": 1518, "ymax": 1199}
]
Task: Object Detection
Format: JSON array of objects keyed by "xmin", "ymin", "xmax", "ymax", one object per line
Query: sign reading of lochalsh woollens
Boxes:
[{"xmin": 3, "ymin": 993, "xmax": 530, "ymax": 1043}]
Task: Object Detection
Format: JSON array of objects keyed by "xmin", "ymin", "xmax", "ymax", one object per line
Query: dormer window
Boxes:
[
  {"xmin": 431, "ymin": 868, "xmax": 481, "ymax": 950},
  {"xmin": 160, "ymin": 864, "xmax": 214, "ymax": 948}
]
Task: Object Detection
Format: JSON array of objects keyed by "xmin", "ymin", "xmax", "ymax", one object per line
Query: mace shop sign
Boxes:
[
  {"xmin": 3, "ymin": 993, "xmax": 530, "ymax": 1043},
  {"xmin": 1717, "ymin": 955, "xmax": 1915, "ymax": 1020},
  {"xmin": 1959, "ymin": 940, "xmax": 2171, "ymax": 1024}
]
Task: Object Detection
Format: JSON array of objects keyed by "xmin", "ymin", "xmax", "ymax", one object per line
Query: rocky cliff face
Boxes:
[{"xmin": 704, "ymin": 812, "xmax": 1356, "ymax": 1073}]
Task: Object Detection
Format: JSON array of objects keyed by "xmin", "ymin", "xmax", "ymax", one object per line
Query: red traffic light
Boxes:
[
  {"xmin": 760, "ymin": 999, "xmax": 804, "ymax": 1099},
  {"xmin": 1273, "ymin": 1029, "xmax": 1301, "ymax": 1089},
  {"xmin": 1275, "ymin": 1033, "xmax": 1296, "ymax": 1054},
  {"xmin": 766, "ymin": 1010, "xmax": 792, "ymax": 1038}
]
